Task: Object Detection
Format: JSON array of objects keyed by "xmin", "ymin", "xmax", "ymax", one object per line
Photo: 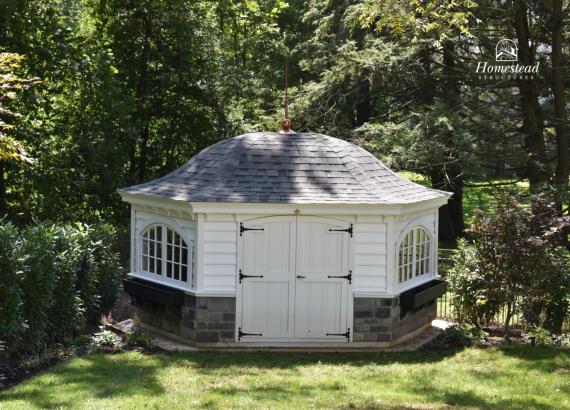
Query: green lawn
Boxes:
[
  {"xmin": 399, "ymin": 172, "xmax": 532, "ymax": 249},
  {"xmin": 1, "ymin": 347, "xmax": 568, "ymax": 409},
  {"xmin": 398, "ymin": 172, "xmax": 530, "ymax": 223}
]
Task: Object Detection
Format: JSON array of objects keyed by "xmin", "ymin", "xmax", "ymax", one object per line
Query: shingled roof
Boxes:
[{"xmin": 120, "ymin": 132, "xmax": 450, "ymax": 204}]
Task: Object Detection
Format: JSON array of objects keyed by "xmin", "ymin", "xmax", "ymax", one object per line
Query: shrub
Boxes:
[
  {"xmin": 90, "ymin": 329, "xmax": 124, "ymax": 353},
  {"xmin": 447, "ymin": 239, "xmax": 503, "ymax": 328},
  {"xmin": 73, "ymin": 224, "xmax": 100, "ymax": 325},
  {"xmin": 20, "ymin": 224, "xmax": 59, "ymax": 348},
  {"xmin": 47, "ymin": 226, "xmax": 83, "ymax": 342},
  {"xmin": 125, "ymin": 331, "xmax": 152, "ymax": 350},
  {"xmin": 0, "ymin": 220, "xmax": 122, "ymax": 357},
  {"xmin": 448, "ymin": 193, "xmax": 569, "ymax": 339},
  {"xmin": 91, "ymin": 224, "xmax": 122, "ymax": 316},
  {"xmin": 0, "ymin": 221, "xmax": 25, "ymax": 353}
]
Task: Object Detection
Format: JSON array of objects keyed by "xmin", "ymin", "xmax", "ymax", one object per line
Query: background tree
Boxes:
[{"xmin": 0, "ymin": 53, "xmax": 38, "ymax": 218}]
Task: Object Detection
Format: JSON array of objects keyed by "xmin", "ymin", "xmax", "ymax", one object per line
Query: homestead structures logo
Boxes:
[
  {"xmin": 496, "ymin": 39, "xmax": 517, "ymax": 61},
  {"xmin": 476, "ymin": 38, "xmax": 539, "ymax": 80}
]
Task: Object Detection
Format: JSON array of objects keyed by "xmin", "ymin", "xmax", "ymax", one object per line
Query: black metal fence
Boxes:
[{"xmin": 436, "ymin": 249, "xmax": 570, "ymax": 331}]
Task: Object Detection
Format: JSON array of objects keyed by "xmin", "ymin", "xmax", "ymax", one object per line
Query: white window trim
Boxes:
[
  {"xmin": 396, "ymin": 225, "xmax": 435, "ymax": 289},
  {"xmin": 136, "ymin": 222, "xmax": 194, "ymax": 290}
]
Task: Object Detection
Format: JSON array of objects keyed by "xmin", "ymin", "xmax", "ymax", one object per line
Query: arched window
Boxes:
[
  {"xmin": 397, "ymin": 226, "xmax": 431, "ymax": 284},
  {"xmin": 141, "ymin": 224, "xmax": 190, "ymax": 283}
]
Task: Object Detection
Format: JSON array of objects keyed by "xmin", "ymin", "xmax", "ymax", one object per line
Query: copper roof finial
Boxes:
[{"xmin": 279, "ymin": 52, "xmax": 295, "ymax": 134}]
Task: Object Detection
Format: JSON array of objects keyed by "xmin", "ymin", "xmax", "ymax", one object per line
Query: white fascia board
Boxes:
[
  {"xmin": 120, "ymin": 192, "xmax": 449, "ymax": 216},
  {"xmin": 120, "ymin": 192, "xmax": 194, "ymax": 215},
  {"xmin": 189, "ymin": 197, "xmax": 448, "ymax": 215}
]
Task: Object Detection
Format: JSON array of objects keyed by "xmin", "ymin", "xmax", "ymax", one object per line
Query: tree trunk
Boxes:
[
  {"xmin": 355, "ymin": 77, "xmax": 371, "ymax": 126},
  {"xmin": 504, "ymin": 301, "xmax": 513, "ymax": 342},
  {"xmin": 431, "ymin": 168, "xmax": 465, "ymax": 240},
  {"xmin": 0, "ymin": 161, "xmax": 7, "ymax": 218},
  {"xmin": 551, "ymin": 0, "xmax": 569, "ymax": 222},
  {"xmin": 435, "ymin": 41, "xmax": 465, "ymax": 240},
  {"xmin": 512, "ymin": 0, "xmax": 549, "ymax": 192}
]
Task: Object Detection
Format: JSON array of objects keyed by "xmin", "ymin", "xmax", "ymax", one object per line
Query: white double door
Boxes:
[{"xmin": 238, "ymin": 216, "xmax": 351, "ymax": 342}]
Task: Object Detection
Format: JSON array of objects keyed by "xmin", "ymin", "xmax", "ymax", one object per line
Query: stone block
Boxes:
[
  {"xmin": 354, "ymin": 323, "xmax": 370, "ymax": 332},
  {"xmin": 369, "ymin": 325, "xmax": 388, "ymax": 332},
  {"xmin": 220, "ymin": 331, "xmax": 235, "ymax": 341},
  {"xmin": 363, "ymin": 333, "xmax": 378, "ymax": 342},
  {"xmin": 354, "ymin": 298, "xmax": 374, "ymax": 310},
  {"xmin": 208, "ymin": 322, "xmax": 234, "ymax": 330},
  {"xmin": 207, "ymin": 297, "xmax": 235, "ymax": 311},
  {"xmin": 196, "ymin": 331, "xmax": 219, "ymax": 343},
  {"xmin": 196, "ymin": 310, "xmax": 209, "ymax": 321},
  {"xmin": 354, "ymin": 310, "xmax": 372, "ymax": 318},
  {"xmin": 209, "ymin": 312, "xmax": 224, "ymax": 322},
  {"xmin": 375, "ymin": 308, "xmax": 391, "ymax": 318},
  {"xmin": 223, "ymin": 313, "xmax": 235, "ymax": 322}
]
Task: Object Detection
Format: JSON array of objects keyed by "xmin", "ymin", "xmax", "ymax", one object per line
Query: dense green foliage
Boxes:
[
  {"xmin": 0, "ymin": 0, "xmax": 567, "ymax": 241},
  {"xmin": 0, "ymin": 221, "xmax": 121, "ymax": 357},
  {"xmin": 448, "ymin": 194, "xmax": 570, "ymax": 337}
]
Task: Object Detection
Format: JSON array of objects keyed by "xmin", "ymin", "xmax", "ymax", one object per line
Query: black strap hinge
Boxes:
[
  {"xmin": 328, "ymin": 223, "xmax": 353, "ymax": 237},
  {"xmin": 327, "ymin": 270, "xmax": 352, "ymax": 284},
  {"xmin": 240, "ymin": 222, "xmax": 264, "ymax": 236},
  {"xmin": 326, "ymin": 328, "xmax": 351, "ymax": 342},
  {"xmin": 238, "ymin": 269, "xmax": 264, "ymax": 283},
  {"xmin": 238, "ymin": 327, "xmax": 262, "ymax": 341}
]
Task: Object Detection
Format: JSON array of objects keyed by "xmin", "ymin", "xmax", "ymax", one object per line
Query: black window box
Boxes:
[
  {"xmin": 123, "ymin": 277, "xmax": 185, "ymax": 306},
  {"xmin": 400, "ymin": 279, "xmax": 447, "ymax": 310}
]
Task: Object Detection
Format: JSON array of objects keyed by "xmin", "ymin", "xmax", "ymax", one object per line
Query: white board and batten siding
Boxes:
[
  {"xmin": 130, "ymin": 208, "xmax": 439, "ymax": 297},
  {"xmin": 196, "ymin": 213, "xmax": 392, "ymax": 297},
  {"xmin": 353, "ymin": 217, "xmax": 388, "ymax": 295},
  {"xmin": 197, "ymin": 213, "xmax": 238, "ymax": 295}
]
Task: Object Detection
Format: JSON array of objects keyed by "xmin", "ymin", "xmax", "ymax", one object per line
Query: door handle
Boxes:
[{"xmin": 296, "ymin": 275, "xmax": 306, "ymax": 279}]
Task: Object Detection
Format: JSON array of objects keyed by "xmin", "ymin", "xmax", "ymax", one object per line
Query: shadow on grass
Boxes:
[
  {"xmin": 0, "ymin": 353, "xmax": 167, "ymax": 408},
  {"xmin": 2, "ymin": 346, "xmax": 567, "ymax": 409},
  {"xmin": 170, "ymin": 346, "xmax": 466, "ymax": 371}
]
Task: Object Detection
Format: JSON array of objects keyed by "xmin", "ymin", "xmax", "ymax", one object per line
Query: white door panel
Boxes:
[
  {"xmin": 239, "ymin": 217, "xmax": 296, "ymax": 340},
  {"xmin": 239, "ymin": 216, "xmax": 351, "ymax": 342},
  {"xmin": 294, "ymin": 218, "xmax": 349, "ymax": 339}
]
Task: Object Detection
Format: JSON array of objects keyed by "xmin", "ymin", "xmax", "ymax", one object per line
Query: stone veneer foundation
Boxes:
[
  {"xmin": 133, "ymin": 295, "xmax": 236, "ymax": 343},
  {"xmin": 134, "ymin": 295, "xmax": 435, "ymax": 345},
  {"xmin": 353, "ymin": 297, "xmax": 436, "ymax": 342}
]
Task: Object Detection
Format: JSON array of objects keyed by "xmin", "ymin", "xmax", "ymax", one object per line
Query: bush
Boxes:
[
  {"xmin": 92, "ymin": 224, "xmax": 122, "ymax": 317},
  {"xmin": 20, "ymin": 224, "xmax": 59, "ymax": 348},
  {"xmin": 448, "ymin": 193, "xmax": 570, "ymax": 338},
  {"xmin": 0, "ymin": 221, "xmax": 25, "ymax": 354},
  {"xmin": 48, "ymin": 227, "xmax": 83, "ymax": 342},
  {"xmin": 90, "ymin": 329, "xmax": 124, "ymax": 353},
  {"xmin": 0, "ymin": 220, "xmax": 122, "ymax": 356},
  {"xmin": 447, "ymin": 239, "xmax": 504, "ymax": 328},
  {"xmin": 125, "ymin": 331, "xmax": 152, "ymax": 350}
]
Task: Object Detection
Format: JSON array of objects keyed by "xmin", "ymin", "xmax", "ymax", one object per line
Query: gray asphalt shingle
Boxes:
[{"xmin": 120, "ymin": 132, "xmax": 450, "ymax": 204}]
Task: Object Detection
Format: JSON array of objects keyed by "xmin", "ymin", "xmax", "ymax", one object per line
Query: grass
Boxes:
[
  {"xmin": 398, "ymin": 172, "xmax": 530, "ymax": 223},
  {"xmin": 1, "ymin": 347, "xmax": 569, "ymax": 409},
  {"xmin": 398, "ymin": 172, "xmax": 532, "ymax": 249}
]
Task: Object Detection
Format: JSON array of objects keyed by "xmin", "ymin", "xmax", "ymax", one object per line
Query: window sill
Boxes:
[
  {"xmin": 128, "ymin": 272, "xmax": 192, "ymax": 293},
  {"xmin": 123, "ymin": 277, "xmax": 186, "ymax": 306}
]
